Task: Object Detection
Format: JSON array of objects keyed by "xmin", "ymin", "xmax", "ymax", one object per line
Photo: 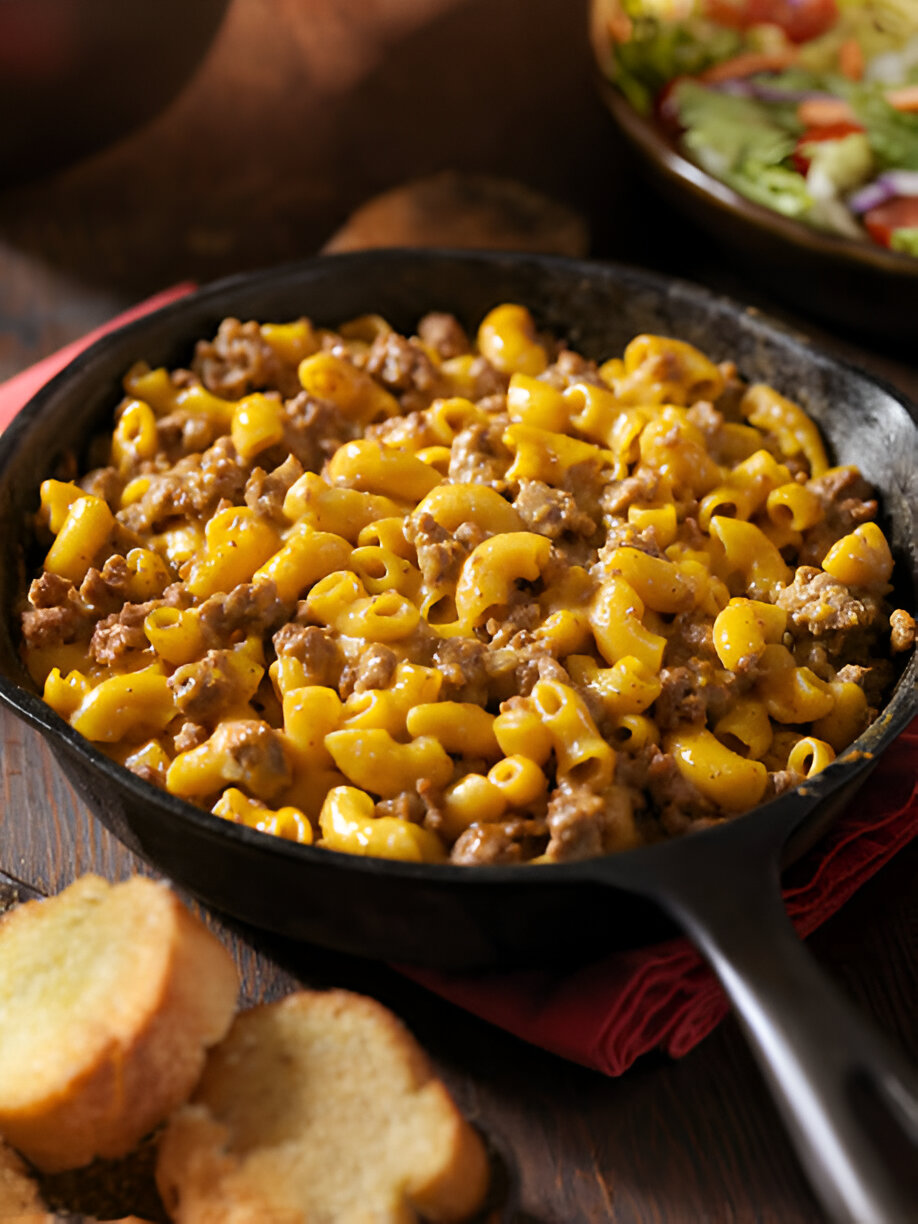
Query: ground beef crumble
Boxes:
[
  {"xmin": 404, "ymin": 512, "xmax": 481, "ymax": 589},
  {"xmin": 80, "ymin": 465, "xmax": 123, "ymax": 508},
  {"xmin": 375, "ymin": 791, "xmax": 426, "ymax": 824},
  {"xmin": 776, "ymin": 566, "xmax": 882, "ymax": 653},
  {"xmin": 654, "ymin": 661, "xmax": 737, "ymax": 731},
  {"xmin": 90, "ymin": 601, "xmax": 157, "ymax": 665},
  {"xmin": 891, "ymin": 608, "xmax": 916, "ymax": 654},
  {"xmin": 543, "ymin": 783, "xmax": 606, "ymax": 861},
  {"xmin": 244, "ymin": 454, "xmax": 304, "ymax": 521},
  {"xmin": 600, "ymin": 469, "xmax": 660, "ymax": 518},
  {"xmin": 21, "ymin": 573, "xmax": 91, "ymax": 649},
  {"xmin": 434, "ymin": 638, "xmax": 490, "ymax": 705},
  {"xmin": 646, "ymin": 750, "xmax": 717, "ymax": 835},
  {"xmin": 193, "ymin": 317, "xmax": 302, "ymax": 400},
  {"xmin": 173, "ymin": 721, "xmax": 209, "ymax": 753},
  {"xmin": 512, "ymin": 480, "xmax": 596, "ymax": 540},
  {"xmin": 341, "ymin": 643, "xmax": 399, "ymax": 697},
  {"xmin": 449, "ymin": 817, "xmax": 547, "ymax": 865},
  {"xmin": 365, "ymin": 330, "xmax": 441, "ymax": 408},
  {"xmin": 168, "ymin": 650, "xmax": 252, "ymax": 721},
  {"xmin": 78, "ymin": 556, "xmax": 135, "ymax": 615},
  {"xmin": 799, "ymin": 467, "xmax": 878, "ymax": 567},
  {"xmin": 272, "ymin": 624, "xmax": 342, "ymax": 688},
  {"xmin": 279, "ymin": 392, "xmax": 359, "ymax": 471},
  {"xmin": 447, "ymin": 420, "xmax": 511, "ymax": 489},
  {"xmin": 198, "ymin": 581, "xmax": 287, "ymax": 647},
  {"xmin": 417, "ymin": 312, "xmax": 470, "ymax": 360},
  {"xmin": 203, "ymin": 719, "xmax": 292, "ymax": 800},
  {"xmin": 546, "ymin": 348, "xmax": 606, "ymax": 388}
]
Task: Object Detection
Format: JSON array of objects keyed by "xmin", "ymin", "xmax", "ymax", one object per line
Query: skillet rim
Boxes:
[{"xmin": 0, "ymin": 247, "xmax": 915, "ymax": 890}]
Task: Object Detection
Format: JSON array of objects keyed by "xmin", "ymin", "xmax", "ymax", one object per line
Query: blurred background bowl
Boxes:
[
  {"xmin": 590, "ymin": 7, "xmax": 918, "ymax": 346},
  {"xmin": 0, "ymin": 0, "xmax": 230, "ymax": 185}
]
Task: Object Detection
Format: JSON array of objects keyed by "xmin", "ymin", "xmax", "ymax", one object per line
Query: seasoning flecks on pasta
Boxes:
[{"xmin": 20, "ymin": 307, "xmax": 916, "ymax": 865}]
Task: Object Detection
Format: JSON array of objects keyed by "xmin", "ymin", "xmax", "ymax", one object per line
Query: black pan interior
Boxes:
[{"xmin": 0, "ymin": 251, "xmax": 915, "ymax": 968}]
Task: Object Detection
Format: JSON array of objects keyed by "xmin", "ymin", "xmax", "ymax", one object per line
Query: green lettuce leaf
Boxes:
[
  {"xmin": 836, "ymin": 0, "xmax": 917, "ymax": 43},
  {"xmin": 759, "ymin": 67, "xmax": 843, "ymax": 95},
  {"xmin": 850, "ymin": 85, "xmax": 918, "ymax": 170},
  {"xmin": 673, "ymin": 82, "xmax": 812, "ymax": 218},
  {"xmin": 675, "ymin": 81, "xmax": 801, "ymax": 174},
  {"xmin": 799, "ymin": 2, "xmax": 916, "ymax": 73},
  {"xmin": 610, "ymin": 18, "xmax": 741, "ymax": 114},
  {"xmin": 725, "ymin": 162, "xmax": 813, "ymax": 218}
]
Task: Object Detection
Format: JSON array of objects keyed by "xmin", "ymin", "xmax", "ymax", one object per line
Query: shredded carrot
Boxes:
[
  {"xmin": 886, "ymin": 84, "xmax": 918, "ymax": 113},
  {"xmin": 797, "ymin": 97, "xmax": 855, "ymax": 127},
  {"xmin": 797, "ymin": 84, "xmax": 918, "ymax": 128},
  {"xmin": 699, "ymin": 49, "xmax": 798, "ymax": 84},
  {"xmin": 838, "ymin": 38, "xmax": 864, "ymax": 82}
]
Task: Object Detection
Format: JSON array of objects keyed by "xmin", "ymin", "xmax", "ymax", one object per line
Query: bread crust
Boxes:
[
  {"xmin": 157, "ymin": 989, "xmax": 489, "ymax": 1224},
  {"xmin": 2, "ymin": 1217, "xmax": 151, "ymax": 1223},
  {"xmin": 0, "ymin": 876, "xmax": 238, "ymax": 1172},
  {"xmin": 0, "ymin": 1136, "xmax": 45, "ymax": 1215},
  {"xmin": 323, "ymin": 170, "xmax": 589, "ymax": 258}
]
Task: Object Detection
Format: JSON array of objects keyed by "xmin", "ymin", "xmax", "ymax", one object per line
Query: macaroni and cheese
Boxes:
[{"xmin": 20, "ymin": 305, "xmax": 916, "ymax": 865}]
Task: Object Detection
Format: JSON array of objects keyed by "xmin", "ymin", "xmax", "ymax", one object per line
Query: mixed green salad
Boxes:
[{"xmin": 596, "ymin": 0, "xmax": 918, "ymax": 255}]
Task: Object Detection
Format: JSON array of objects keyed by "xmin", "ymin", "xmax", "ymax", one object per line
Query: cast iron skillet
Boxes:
[{"xmin": 1, "ymin": 252, "xmax": 917, "ymax": 1223}]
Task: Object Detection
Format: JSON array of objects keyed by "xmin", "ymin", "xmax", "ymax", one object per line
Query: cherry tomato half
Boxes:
[
  {"xmin": 791, "ymin": 121, "xmax": 865, "ymax": 175},
  {"xmin": 863, "ymin": 197, "xmax": 918, "ymax": 248},
  {"xmin": 704, "ymin": 0, "xmax": 838, "ymax": 43},
  {"xmin": 654, "ymin": 76, "xmax": 689, "ymax": 138}
]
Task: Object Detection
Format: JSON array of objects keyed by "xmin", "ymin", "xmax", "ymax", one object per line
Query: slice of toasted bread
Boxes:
[
  {"xmin": 156, "ymin": 989, "xmax": 489, "ymax": 1224},
  {"xmin": 0, "ymin": 875, "xmax": 238, "ymax": 1173},
  {"xmin": 323, "ymin": 170, "xmax": 589, "ymax": 258},
  {"xmin": 3, "ymin": 1217, "xmax": 151, "ymax": 1223},
  {"xmin": 0, "ymin": 1136, "xmax": 45, "ymax": 1215}
]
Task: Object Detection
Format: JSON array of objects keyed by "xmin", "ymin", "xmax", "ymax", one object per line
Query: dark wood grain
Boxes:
[{"xmin": 1, "ymin": 3, "xmax": 917, "ymax": 1221}]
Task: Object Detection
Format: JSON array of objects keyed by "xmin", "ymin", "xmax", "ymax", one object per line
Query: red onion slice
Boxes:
[
  {"xmin": 849, "ymin": 172, "xmax": 918, "ymax": 215},
  {"xmin": 708, "ymin": 79, "xmax": 833, "ymax": 105}
]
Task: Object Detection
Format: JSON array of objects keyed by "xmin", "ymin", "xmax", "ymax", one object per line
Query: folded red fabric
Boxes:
[
  {"xmin": 4, "ymin": 288, "xmax": 916, "ymax": 1077},
  {"xmin": 406, "ymin": 719, "xmax": 918, "ymax": 1074},
  {"xmin": 0, "ymin": 284, "xmax": 195, "ymax": 432}
]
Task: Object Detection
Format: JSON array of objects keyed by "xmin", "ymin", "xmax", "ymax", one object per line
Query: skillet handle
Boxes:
[{"xmin": 650, "ymin": 840, "xmax": 918, "ymax": 1224}]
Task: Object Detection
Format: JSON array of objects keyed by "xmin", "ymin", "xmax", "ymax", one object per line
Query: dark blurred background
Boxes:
[
  {"xmin": 2, "ymin": 10, "xmax": 916, "ymax": 1222},
  {"xmin": 0, "ymin": 0, "xmax": 689, "ymax": 374},
  {"xmin": 0, "ymin": 0, "xmax": 910, "ymax": 382}
]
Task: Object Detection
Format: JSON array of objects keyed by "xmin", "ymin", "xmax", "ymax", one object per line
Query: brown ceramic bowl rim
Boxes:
[{"xmin": 599, "ymin": 78, "xmax": 918, "ymax": 282}]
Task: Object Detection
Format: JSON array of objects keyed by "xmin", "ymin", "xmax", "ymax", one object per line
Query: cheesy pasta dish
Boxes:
[{"xmin": 20, "ymin": 305, "xmax": 916, "ymax": 865}]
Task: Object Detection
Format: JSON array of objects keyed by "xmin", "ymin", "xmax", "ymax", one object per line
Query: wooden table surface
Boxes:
[{"xmin": 1, "ymin": 2, "xmax": 917, "ymax": 1221}]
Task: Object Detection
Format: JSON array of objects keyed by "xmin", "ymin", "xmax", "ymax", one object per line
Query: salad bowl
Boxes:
[{"xmin": 591, "ymin": 0, "xmax": 918, "ymax": 342}]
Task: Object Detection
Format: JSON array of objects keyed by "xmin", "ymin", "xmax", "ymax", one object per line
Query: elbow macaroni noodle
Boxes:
[{"xmin": 21, "ymin": 304, "xmax": 915, "ymax": 866}]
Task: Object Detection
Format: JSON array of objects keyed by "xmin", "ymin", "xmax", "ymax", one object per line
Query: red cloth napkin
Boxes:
[
  {"xmin": 4, "ymin": 288, "xmax": 917, "ymax": 1077},
  {"xmin": 0, "ymin": 284, "xmax": 195, "ymax": 432},
  {"xmin": 406, "ymin": 721, "xmax": 918, "ymax": 1074}
]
